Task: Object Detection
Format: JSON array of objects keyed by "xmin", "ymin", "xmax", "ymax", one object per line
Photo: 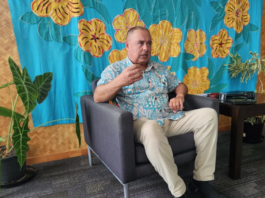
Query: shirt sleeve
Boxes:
[
  {"xmin": 165, "ymin": 68, "xmax": 181, "ymax": 92},
  {"xmin": 97, "ymin": 64, "xmax": 118, "ymax": 86}
]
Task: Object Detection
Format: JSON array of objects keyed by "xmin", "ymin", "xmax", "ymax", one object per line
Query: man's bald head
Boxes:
[{"xmin": 126, "ymin": 26, "xmax": 151, "ymax": 41}]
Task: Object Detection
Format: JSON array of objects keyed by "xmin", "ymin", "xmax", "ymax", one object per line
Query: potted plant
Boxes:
[
  {"xmin": 225, "ymin": 52, "xmax": 265, "ymax": 143},
  {"xmin": 243, "ymin": 116, "xmax": 264, "ymax": 143},
  {"xmin": 0, "ymin": 57, "xmax": 81, "ymax": 187}
]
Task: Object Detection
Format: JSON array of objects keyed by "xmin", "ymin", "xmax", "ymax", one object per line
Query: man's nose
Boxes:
[{"xmin": 143, "ymin": 44, "xmax": 148, "ymax": 51}]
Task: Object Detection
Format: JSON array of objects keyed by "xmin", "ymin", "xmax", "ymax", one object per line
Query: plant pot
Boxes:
[
  {"xmin": 1, "ymin": 155, "xmax": 26, "ymax": 184},
  {"xmin": 243, "ymin": 122, "xmax": 264, "ymax": 143}
]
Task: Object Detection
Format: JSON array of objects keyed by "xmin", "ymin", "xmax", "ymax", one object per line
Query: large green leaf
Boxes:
[
  {"xmin": 38, "ymin": 18, "xmax": 52, "ymax": 41},
  {"xmin": 74, "ymin": 46, "xmax": 84, "ymax": 63},
  {"xmin": 20, "ymin": 12, "xmax": 42, "ymax": 24},
  {"xmin": 207, "ymin": 57, "xmax": 215, "ymax": 80},
  {"xmin": 0, "ymin": 107, "xmax": 24, "ymax": 120},
  {"xmin": 243, "ymin": 28, "xmax": 250, "ymax": 45},
  {"xmin": 8, "ymin": 57, "xmax": 38, "ymax": 113},
  {"xmin": 63, "ymin": 35, "xmax": 78, "ymax": 46},
  {"xmin": 75, "ymin": 103, "xmax": 81, "ymax": 147},
  {"xmin": 218, "ymin": 0, "xmax": 228, "ymax": 6},
  {"xmin": 193, "ymin": 0, "xmax": 201, "ymax": 6},
  {"xmin": 12, "ymin": 115, "xmax": 30, "ymax": 168},
  {"xmin": 181, "ymin": 61, "xmax": 188, "ymax": 75},
  {"xmin": 247, "ymin": 23, "xmax": 259, "ymax": 32},
  {"xmin": 84, "ymin": 52, "xmax": 93, "ymax": 66},
  {"xmin": 171, "ymin": 53, "xmax": 194, "ymax": 73},
  {"xmin": 210, "ymin": 12, "xmax": 225, "ymax": 32},
  {"xmin": 152, "ymin": 0, "xmax": 175, "ymax": 25},
  {"xmin": 50, "ymin": 21, "xmax": 63, "ymax": 43},
  {"xmin": 0, "ymin": 82, "xmax": 14, "ymax": 89},
  {"xmin": 175, "ymin": 0, "xmax": 188, "ymax": 28},
  {"xmin": 82, "ymin": 0, "xmax": 111, "ymax": 25},
  {"xmin": 210, "ymin": 61, "xmax": 226, "ymax": 86},
  {"xmin": 82, "ymin": 66, "xmax": 100, "ymax": 84},
  {"xmin": 230, "ymin": 43, "xmax": 243, "ymax": 54},
  {"xmin": 189, "ymin": 0, "xmax": 200, "ymax": 30},
  {"xmin": 235, "ymin": 33, "xmax": 242, "ymax": 41},
  {"xmin": 210, "ymin": 2, "xmax": 222, "ymax": 13},
  {"xmin": 33, "ymin": 72, "xmax": 53, "ymax": 104}
]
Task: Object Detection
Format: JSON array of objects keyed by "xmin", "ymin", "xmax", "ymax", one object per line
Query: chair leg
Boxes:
[
  {"xmin": 123, "ymin": 183, "xmax": 129, "ymax": 198},
  {"xmin": 87, "ymin": 146, "xmax": 93, "ymax": 166}
]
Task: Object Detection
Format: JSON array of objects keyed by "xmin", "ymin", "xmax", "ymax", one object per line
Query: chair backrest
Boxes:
[{"xmin": 92, "ymin": 79, "xmax": 99, "ymax": 93}]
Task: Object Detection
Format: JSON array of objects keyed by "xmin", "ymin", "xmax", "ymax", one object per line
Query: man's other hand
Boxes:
[
  {"xmin": 169, "ymin": 94, "xmax": 185, "ymax": 113},
  {"xmin": 117, "ymin": 64, "xmax": 145, "ymax": 87}
]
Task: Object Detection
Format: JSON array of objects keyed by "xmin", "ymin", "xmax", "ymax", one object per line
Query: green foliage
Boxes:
[
  {"xmin": 0, "ymin": 57, "xmax": 81, "ymax": 168},
  {"xmin": 225, "ymin": 52, "xmax": 265, "ymax": 83},
  {"xmin": 245, "ymin": 115, "xmax": 265, "ymax": 125},
  {"xmin": 12, "ymin": 116, "xmax": 30, "ymax": 168}
]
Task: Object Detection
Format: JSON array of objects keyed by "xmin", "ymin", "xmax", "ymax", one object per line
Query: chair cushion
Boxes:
[{"xmin": 135, "ymin": 132, "xmax": 195, "ymax": 164}]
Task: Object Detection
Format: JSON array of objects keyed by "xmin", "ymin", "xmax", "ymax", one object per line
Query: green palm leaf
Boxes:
[
  {"xmin": 33, "ymin": 72, "xmax": 53, "ymax": 104},
  {"xmin": 0, "ymin": 106, "xmax": 24, "ymax": 120},
  {"xmin": 0, "ymin": 82, "xmax": 14, "ymax": 89},
  {"xmin": 8, "ymin": 57, "xmax": 38, "ymax": 113},
  {"xmin": 12, "ymin": 115, "xmax": 30, "ymax": 168}
]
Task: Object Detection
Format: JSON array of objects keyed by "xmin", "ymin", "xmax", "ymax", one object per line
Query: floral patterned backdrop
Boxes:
[{"xmin": 7, "ymin": 0, "xmax": 263, "ymax": 126}]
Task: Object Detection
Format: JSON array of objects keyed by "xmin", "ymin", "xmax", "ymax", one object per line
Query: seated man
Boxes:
[{"xmin": 94, "ymin": 26, "xmax": 227, "ymax": 198}]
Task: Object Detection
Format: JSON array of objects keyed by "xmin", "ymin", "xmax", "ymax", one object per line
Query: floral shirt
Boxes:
[{"xmin": 97, "ymin": 57, "xmax": 185, "ymax": 126}]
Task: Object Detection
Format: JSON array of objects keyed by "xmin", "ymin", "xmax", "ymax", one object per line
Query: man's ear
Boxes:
[{"xmin": 125, "ymin": 40, "xmax": 129, "ymax": 50}]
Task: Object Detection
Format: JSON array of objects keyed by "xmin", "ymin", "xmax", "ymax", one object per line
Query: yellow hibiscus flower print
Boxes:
[
  {"xmin": 112, "ymin": 9, "xmax": 145, "ymax": 43},
  {"xmin": 224, "ymin": 0, "xmax": 250, "ymax": 33},
  {"xmin": 149, "ymin": 20, "xmax": 182, "ymax": 62},
  {"xmin": 78, "ymin": 19, "xmax": 112, "ymax": 58},
  {"xmin": 183, "ymin": 67, "xmax": 210, "ymax": 94},
  {"xmin": 108, "ymin": 48, "xmax": 127, "ymax": 64},
  {"xmin": 31, "ymin": 0, "xmax": 84, "ymax": 26},
  {"xmin": 184, "ymin": 29, "xmax": 207, "ymax": 61},
  {"xmin": 210, "ymin": 29, "xmax": 233, "ymax": 58}
]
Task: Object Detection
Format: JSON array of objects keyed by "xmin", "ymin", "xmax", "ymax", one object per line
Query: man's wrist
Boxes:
[{"xmin": 176, "ymin": 93, "xmax": 185, "ymax": 97}]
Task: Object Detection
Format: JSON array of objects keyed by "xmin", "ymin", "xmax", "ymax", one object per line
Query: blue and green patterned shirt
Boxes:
[{"xmin": 97, "ymin": 57, "xmax": 185, "ymax": 125}]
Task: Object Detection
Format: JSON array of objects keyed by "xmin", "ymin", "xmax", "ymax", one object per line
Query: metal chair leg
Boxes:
[
  {"xmin": 123, "ymin": 183, "xmax": 129, "ymax": 198},
  {"xmin": 87, "ymin": 146, "xmax": 93, "ymax": 166}
]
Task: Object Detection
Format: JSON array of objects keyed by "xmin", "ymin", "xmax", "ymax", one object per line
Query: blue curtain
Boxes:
[{"xmin": 7, "ymin": 0, "xmax": 263, "ymax": 126}]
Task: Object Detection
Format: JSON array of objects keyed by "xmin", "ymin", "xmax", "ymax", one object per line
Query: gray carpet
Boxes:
[{"xmin": 1, "ymin": 130, "xmax": 265, "ymax": 198}]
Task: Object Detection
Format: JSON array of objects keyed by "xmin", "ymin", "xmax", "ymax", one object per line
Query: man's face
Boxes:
[{"xmin": 125, "ymin": 29, "xmax": 152, "ymax": 66}]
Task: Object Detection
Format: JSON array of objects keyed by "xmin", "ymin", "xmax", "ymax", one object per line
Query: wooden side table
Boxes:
[{"xmin": 219, "ymin": 93, "xmax": 265, "ymax": 179}]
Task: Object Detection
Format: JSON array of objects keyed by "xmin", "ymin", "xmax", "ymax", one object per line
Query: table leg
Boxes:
[{"xmin": 229, "ymin": 109, "xmax": 244, "ymax": 179}]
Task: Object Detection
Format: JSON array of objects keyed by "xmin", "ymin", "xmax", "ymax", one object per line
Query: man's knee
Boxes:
[
  {"xmin": 140, "ymin": 120, "xmax": 165, "ymax": 144},
  {"xmin": 198, "ymin": 108, "xmax": 218, "ymax": 123}
]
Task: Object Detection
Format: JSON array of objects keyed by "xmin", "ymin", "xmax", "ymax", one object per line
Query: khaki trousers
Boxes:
[{"xmin": 133, "ymin": 108, "xmax": 218, "ymax": 197}]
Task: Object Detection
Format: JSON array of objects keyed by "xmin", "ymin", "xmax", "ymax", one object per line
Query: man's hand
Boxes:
[
  {"xmin": 169, "ymin": 94, "xmax": 185, "ymax": 113},
  {"xmin": 116, "ymin": 64, "xmax": 146, "ymax": 87}
]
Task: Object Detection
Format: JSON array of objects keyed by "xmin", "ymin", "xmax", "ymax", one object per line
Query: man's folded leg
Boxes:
[{"xmin": 134, "ymin": 118, "xmax": 186, "ymax": 198}]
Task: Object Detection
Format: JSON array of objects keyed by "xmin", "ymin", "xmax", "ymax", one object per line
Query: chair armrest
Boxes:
[
  {"xmin": 81, "ymin": 95, "xmax": 136, "ymax": 183},
  {"xmin": 184, "ymin": 94, "xmax": 219, "ymax": 115}
]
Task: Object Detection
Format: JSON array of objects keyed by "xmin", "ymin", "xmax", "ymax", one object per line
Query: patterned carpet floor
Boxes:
[{"xmin": 1, "ymin": 130, "xmax": 265, "ymax": 198}]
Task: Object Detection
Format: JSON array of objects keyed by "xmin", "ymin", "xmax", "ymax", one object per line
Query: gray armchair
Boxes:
[{"xmin": 81, "ymin": 80, "xmax": 219, "ymax": 198}]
